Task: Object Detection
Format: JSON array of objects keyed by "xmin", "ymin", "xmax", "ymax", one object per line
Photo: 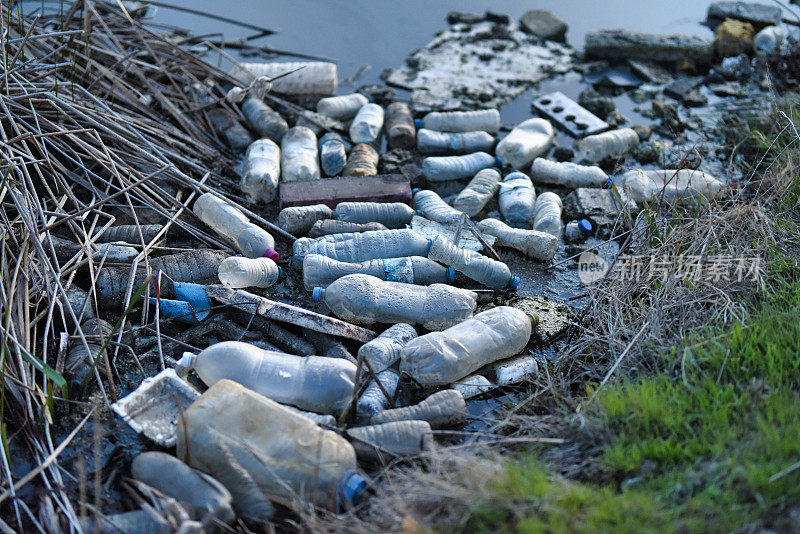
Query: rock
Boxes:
[
  {"xmin": 356, "ymin": 84, "xmax": 396, "ymax": 107},
  {"xmin": 563, "ymin": 188, "xmax": 636, "ymax": 238},
  {"xmin": 446, "ymin": 11, "xmax": 483, "ymax": 25},
  {"xmin": 509, "ymin": 297, "xmax": 574, "ymax": 344},
  {"xmin": 714, "ymin": 18, "xmax": 754, "ymax": 58},
  {"xmin": 552, "ymin": 146, "xmax": 575, "ymax": 162},
  {"xmin": 606, "ymin": 110, "xmax": 629, "ymax": 128},
  {"xmin": 519, "ymin": 10, "xmax": 568, "ymax": 42},
  {"xmin": 707, "ymin": 2, "xmax": 782, "ymax": 32},
  {"xmin": 627, "ymin": 60, "xmax": 673, "ymax": 84},
  {"xmin": 379, "ymin": 149, "xmax": 416, "ymax": 175},
  {"xmin": 578, "ymin": 88, "xmax": 615, "ymax": 120},
  {"xmin": 708, "ymin": 81, "xmax": 747, "ymax": 97},
  {"xmin": 682, "ymin": 90, "xmax": 708, "ymax": 107},
  {"xmin": 651, "ymin": 99, "xmax": 685, "ymax": 133},
  {"xmin": 718, "ymin": 53, "xmax": 753, "ymax": 79},
  {"xmin": 663, "ymin": 78, "xmax": 699, "ymax": 100},
  {"xmin": 633, "ymin": 141, "xmax": 660, "ymax": 164},
  {"xmin": 630, "ymin": 84, "xmax": 660, "ymax": 104},
  {"xmin": 585, "ymin": 30, "xmax": 713, "ymax": 64},
  {"xmin": 631, "ymin": 125, "xmax": 653, "ymax": 141}
]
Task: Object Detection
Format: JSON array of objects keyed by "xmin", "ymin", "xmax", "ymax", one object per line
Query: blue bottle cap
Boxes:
[
  {"xmin": 414, "ymin": 118, "xmax": 423, "ymax": 128},
  {"xmin": 312, "ymin": 287, "xmax": 323, "ymax": 301},
  {"xmin": 426, "ymin": 238, "xmax": 434, "ymax": 253},
  {"xmin": 411, "ymin": 188, "xmax": 421, "ymax": 195},
  {"xmin": 278, "ymin": 266, "xmax": 284, "ymax": 277},
  {"xmin": 416, "ymin": 209, "xmax": 425, "ymax": 216},
  {"xmin": 578, "ymin": 219, "xmax": 593, "ymax": 234},
  {"xmin": 447, "ymin": 267, "xmax": 456, "ymax": 282},
  {"xmin": 494, "ymin": 156, "xmax": 504, "ymax": 167},
  {"xmin": 509, "ymin": 275, "xmax": 520, "ymax": 290},
  {"xmin": 336, "ymin": 470, "xmax": 369, "ymax": 511}
]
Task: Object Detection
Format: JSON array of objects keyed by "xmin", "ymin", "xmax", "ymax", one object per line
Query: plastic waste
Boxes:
[
  {"xmin": 564, "ymin": 219, "xmax": 593, "ymax": 244},
  {"xmin": 350, "ymin": 103, "xmax": 384, "ymax": 144},
  {"xmin": 385, "ymin": 102, "xmax": 416, "ymax": 149},
  {"xmin": 308, "ymin": 219, "xmax": 388, "ymax": 238},
  {"xmin": 499, "ymin": 171, "xmax": 537, "ymax": 225},
  {"xmin": 413, "ymin": 189, "xmax": 463, "ymax": 224},
  {"xmin": 418, "ymin": 109, "xmax": 500, "ymax": 133},
  {"xmin": 79, "ymin": 506, "xmax": 198, "ymax": 534},
  {"xmin": 477, "ymin": 218, "xmax": 558, "ymax": 262},
  {"xmin": 206, "ymin": 109, "xmax": 253, "ymax": 150},
  {"xmin": 422, "ymin": 151, "xmax": 498, "ymax": 182},
  {"xmin": 176, "ymin": 380, "xmax": 365, "ymax": 512},
  {"xmin": 495, "ymin": 118, "xmax": 554, "ymax": 170},
  {"xmin": 281, "ymin": 126, "xmax": 320, "ymax": 182},
  {"xmin": 66, "ymin": 318, "xmax": 112, "ymax": 383},
  {"xmin": 574, "ymin": 128, "xmax": 639, "ymax": 162},
  {"xmin": 530, "ymin": 158, "xmax": 608, "ymax": 189},
  {"xmin": 293, "ymin": 229, "xmax": 432, "ymax": 265},
  {"xmin": 371, "ymin": 389, "xmax": 467, "ymax": 428},
  {"xmin": 341, "ymin": 143, "xmax": 379, "ymax": 176},
  {"xmin": 319, "ymin": 132, "xmax": 347, "ymax": 177},
  {"xmin": 754, "ymin": 25, "xmax": 784, "ymax": 56},
  {"xmin": 428, "ymin": 235, "xmax": 519, "ymax": 290},
  {"xmin": 285, "ymin": 405, "xmax": 337, "ymax": 427},
  {"xmin": 348, "ymin": 421, "xmax": 434, "ymax": 462},
  {"xmin": 312, "ymin": 273, "xmax": 476, "ymax": 330},
  {"xmin": 356, "ymin": 369, "xmax": 399, "ymax": 419},
  {"xmin": 295, "ymin": 109, "xmax": 346, "ymax": 136},
  {"xmin": 417, "ymin": 129, "xmax": 494, "ymax": 155},
  {"xmin": 277, "ymin": 204, "xmax": 334, "ymax": 236},
  {"xmin": 492, "ymin": 355, "xmax": 539, "ymax": 386},
  {"xmin": 334, "ymin": 202, "xmax": 415, "ymax": 229},
  {"xmin": 357, "ymin": 323, "xmax": 418, "ymax": 374},
  {"xmin": 193, "ymin": 193, "xmax": 278, "ymax": 259},
  {"xmin": 453, "ymin": 168, "xmax": 501, "ymax": 217},
  {"xmin": 453, "ymin": 374, "xmax": 494, "ymax": 399},
  {"xmin": 617, "ymin": 169, "xmax": 725, "ymax": 205},
  {"xmin": 94, "ymin": 224, "xmax": 163, "ymax": 245},
  {"xmin": 177, "ymin": 341, "xmax": 357, "ymax": 415},
  {"xmin": 241, "ymin": 138, "xmax": 280, "ymax": 203},
  {"xmin": 317, "ymin": 93, "xmax": 369, "ymax": 120},
  {"xmin": 241, "ymin": 97, "xmax": 288, "ymax": 143},
  {"xmin": 533, "ymin": 192, "xmax": 563, "ymax": 238},
  {"xmin": 50, "ymin": 236, "xmax": 137, "ymax": 263},
  {"xmin": 303, "ymin": 254, "xmax": 453, "ymax": 289},
  {"xmin": 400, "ymin": 306, "xmax": 534, "ymax": 386},
  {"xmin": 218, "ymin": 256, "xmax": 281, "ymax": 289},
  {"xmin": 230, "ymin": 61, "xmax": 337, "ymax": 94}
]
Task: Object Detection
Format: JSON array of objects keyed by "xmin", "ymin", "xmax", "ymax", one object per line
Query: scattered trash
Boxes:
[
  {"xmin": 281, "ymin": 126, "xmax": 321, "ymax": 182},
  {"xmin": 531, "ymin": 158, "xmax": 608, "ymax": 189},
  {"xmin": 241, "ymin": 138, "xmax": 281, "ymax": 203},
  {"xmin": 428, "ymin": 235, "xmax": 519, "ymax": 290},
  {"xmin": 617, "ymin": 169, "xmax": 726, "ymax": 205},
  {"xmin": 574, "ymin": 128, "xmax": 640, "ymax": 163},
  {"xmin": 218, "ymin": 256, "xmax": 281, "ymax": 289},
  {"xmin": 241, "ymin": 97, "xmax": 288, "ymax": 143},
  {"xmin": 279, "ymin": 173, "xmax": 411, "ymax": 208},
  {"xmin": 492, "ymin": 354, "xmax": 540, "ymax": 386},
  {"xmin": 499, "ymin": 171, "xmax": 537, "ymax": 225},
  {"xmin": 294, "ymin": 228, "xmax": 432, "ymax": 265},
  {"xmin": 417, "ymin": 129, "xmax": 496, "ymax": 155},
  {"xmin": 371, "ymin": 389, "xmax": 467, "ymax": 428},
  {"xmin": 230, "ymin": 61, "xmax": 338, "ymax": 94},
  {"xmin": 532, "ymin": 91, "xmax": 609, "ymax": 137},
  {"xmin": 453, "ymin": 168, "xmax": 502, "ymax": 217},
  {"xmin": 495, "ymin": 118, "xmax": 555, "ymax": 170},
  {"xmin": 350, "ymin": 103, "xmax": 385, "ymax": 144},
  {"xmin": 418, "ymin": 109, "xmax": 501, "ymax": 133},
  {"xmin": 754, "ymin": 25, "xmax": 785, "ymax": 56},
  {"xmin": 411, "ymin": 215, "xmax": 495, "ymax": 252},
  {"xmin": 319, "ymin": 132, "xmax": 348, "ymax": 176},
  {"xmin": 194, "ymin": 192, "xmax": 278, "ymax": 259},
  {"xmin": 477, "ymin": 218, "xmax": 558, "ymax": 262},
  {"xmin": 303, "ymin": 254, "xmax": 453, "ymax": 289},
  {"xmin": 533, "ymin": 192, "xmax": 564, "ymax": 238},
  {"xmin": 423, "ymin": 152, "xmax": 498, "ymax": 182},
  {"xmin": 335, "ymin": 202, "xmax": 415, "ymax": 229},
  {"xmin": 385, "ymin": 102, "xmax": 417, "ymax": 149},
  {"xmin": 413, "ymin": 189, "xmax": 464, "ymax": 224},
  {"xmin": 453, "ymin": 375, "xmax": 495, "ymax": 399},
  {"xmin": 358, "ymin": 323, "xmax": 419, "ymax": 373},
  {"xmin": 584, "ymin": 30, "xmax": 713, "ymax": 64},
  {"xmin": 348, "ymin": 420, "xmax": 434, "ymax": 463},
  {"xmin": 317, "ymin": 93, "xmax": 369, "ymax": 120},
  {"xmin": 357, "ymin": 369, "xmax": 400, "ymax": 419},
  {"xmin": 308, "ymin": 219, "xmax": 389, "ymax": 237}
]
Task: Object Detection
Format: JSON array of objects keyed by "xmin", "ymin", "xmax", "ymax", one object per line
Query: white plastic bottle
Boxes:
[
  {"xmin": 419, "ymin": 109, "xmax": 500, "ymax": 133},
  {"xmin": 277, "ymin": 204, "xmax": 334, "ymax": 236},
  {"xmin": 302, "ymin": 254, "xmax": 454, "ymax": 289},
  {"xmin": 317, "ymin": 93, "xmax": 369, "ymax": 120},
  {"xmin": 453, "ymin": 374, "xmax": 494, "ymax": 399},
  {"xmin": 754, "ymin": 25, "xmax": 784, "ymax": 56},
  {"xmin": 498, "ymin": 171, "xmax": 537, "ymax": 225},
  {"xmin": 218, "ymin": 256, "xmax": 281, "ymax": 288},
  {"xmin": 532, "ymin": 192, "xmax": 563, "ymax": 237},
  {"xmin": 281, "ymin": 126, "xmax": 320, "ymax": 182},
  {"xmin": 530, "ymin": 158, "xmax": 608, "ymax": 189},
  {"xmin": 417, "ymin": 129, "xmax": 495, "ymax": 155},
  {"xmin": 241, "ymin": 97, "xmax": 288, "ymax": 143},
  {"xmin": 341, "ymin": 143, "xmax": 379, "ymax": 177},
  {"xmin": 350, "ymin": 103, "xmax": 384, "ymax": 144},
  {"xmin": 452, "ymin": 168, "xmax": 501, "ymax": 217},
  {"xmin": 428, "ymin": 235, "xmax": 519, "ymax": 290},
  {"xmin": 477, "ymin": 218, "xmax": 558, "ymax": 262},
  {"xmin": 370, "ymin": 389, "xmax": 467, "ymax": 428},
  {"xmin": 575, "ymin": 128, "xmax": 639, "ymax": 163},
  {"xmin": 312, "ymin": 273, "xmax": 476, "ymax": 330},
  {"xmin": 230, "ymin": 62, "xmax": 337, "ymax": 94},
  {"xmin": 193, "ymin": 193, "xmax": 278, "ymax": 260},
  {"xmin": 422, "ymin": 152, "xmax": 498, "ymax": 182},
  {"xmin": 308, "ymin": 219, "xmax": 388, "ymax": 238},
  {"xmin": 356, "ymin": 369, "xmax": 399, "ymax": 419},
  {"xmin": 319, "ymin": 132, "xmax": 347, "ymax": 177},
  {"xmin": 357, "ymin": 323, "xmax": 418, "ymax": 373},
  {"xmin": 495, "ymin": 118, "xmax": 554, "ymax": 170},
  {"xmin": 348, "ymin": 420, "xmax": 434, "ymax": 462},
  {"xmin": 617, "ymin": 169, "xmax": 725, "ymax": 205},
  {"xmin": 400, "ymin": 306, "xmax": 533, "ymax": 386},
  {"xmin": 293, "ymin": 229, "xmax": 432, "ymax": 264},
  {"xmin": 334, "ymin": 202, "xmax": 415, "ymax": 229},
  {"xmin": 241, "ymin": 139, "xmax": 280, "ymax": 204},
  {"xmin": 177, "ymin": 341, "xmax": 357, "ymax": 415},
  {"xmin": 413, "ymin": 189, "xmax": 463, "ymax": 224}
]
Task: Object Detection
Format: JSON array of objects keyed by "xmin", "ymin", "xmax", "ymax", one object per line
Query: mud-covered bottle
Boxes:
[
  {"xmin": 357, "ymin": 323, "xmax": 418, "ymax": 373},
  {"xmin": 308, "ymin": 219, "xmax": 388, "ymax": 238},
  {"xmin": 319, "ymin": 132, "xmax": 347, "ymax": 177},
  {"xmin": 348, "ymin": 420, "xmax": 434, "ymax": 462},
  {"xmin": 422, "ymin": 152, "xmax": 498, "ymax": 182},
  {"xmin": 218, "ymin": 256, "xmax": 281, "ymax": 288},
  {"xmin": 452, "ymin": 167, "xmax": 501, "ymax": 217},
  {"xmin": 241, "ymin": 97, "xmax": 288, "ymax": 143},
  {"xmin": 498, "ymin": 171, "xmax": 536, "ymax": 225},
  {"xmin": 241, "ymin": 138, "xmax": 280, "ymax": 203},
  {"xmin": 417, "ymin": 129, "xmax": 495, "ymax": 155},
  {"xmin": 317, "ymin": 93, "xmax": 369, "ymax": 120},
  {"xmin": 418, "ymin": 109, "xmax": 500, "ymax": 133},
  {"xmin": 356, "ymin": 369, "xmax": 399, "ymax": 419},
  {"xmin": 370, "ymin": 389, "xmax": 467, "ymax": 428},
  {"xmin": 277, "ymin": 204, "xmax": 334, "ymax": 236},
  {"xmin": 281, "ymin": 126, "xmax": 320, "ymax": 182},
  {"xmin": 341, "ymin": 143, "xmax": 379, "ymax": 176},
  {"xmin": 531, "ymin": 158, "xmax": 608, "ymax": 189},
  {"xmin": 385, "ymin": 102, "xmax": 416, "ymax": 149},
  {"xmin": 334, "ymin": 201, "xmax": 415, "ymax": 229},
  {"xmin": 350, "ymin": 103, "xmax": 384, "ymax": 144},
  {"xmin": 427, "ymin": 235, "xmax": 519, "ymax": 290}
]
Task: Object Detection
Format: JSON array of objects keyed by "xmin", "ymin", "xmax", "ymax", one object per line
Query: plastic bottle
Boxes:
[
  {"xmin": 193, "ymin": 193, "xmax": 278, "ymax": 259},
  {"xmin": 319, "ymin": 132, "xmax": 347, "ymax": 177},
  {"xmin": 241, "ymin": 138, "xmax": 280, "ymax": 203},
  {"xmin": 427, "ymin": 235, "xmax": 519, "ymax": 290},
  {"xmin": 422, "ymin": 152, "xmax": 498, "ymax": 182},
  {"xmin": 385, "ymin": 102, "xmax": 416, "ymax": 149},
  {"xmin": 492, "ymin": 355, "xmax": 540, "ymax": 386},
  {"xmin": 302, "ymin": 328, "xmax": 356, "ymax": 364},
  {"xmin": 417, "ymin": 129, "xmax": 495, "ymax": 155},
  {"xmin": 350, "ymin": 103, "xmax": 384, "ymax": 144},
  {"xmin": 293, "ymin": 229, "xmax": 432, "ymax": 264},
  {"xmin": 564, "ymin": 219, "xmax": 593, "ymax": 244},
  {"xmin": 241, "ymin": 97, "xmax": 288, "ymax": 143},
  {"xmin": 317, "ymin": 93, "xmax": 369, "ymax": 120},
  {"xmin": 341, "ymin": 143, "xmax": 379, "ymax": 177},
  {"xmin": 302, "ymin": 254, "xmax": 454, "ymax": 289},
  {"xmin": 177, "ymin": 341, "xmax": 357, "ymax": 415},
  {"xmin": 176, "ymin": 380, "xmax": 366, "ymax": 512},
  {"xmin": 94, "ymin": 224, "xmax": 164, "ymax": 245},
  {"xmin": 308, "ymin": 219, "xmax": 388, "ymax": 238},
  {"xmin": 218, "ymin": 256, "xmax": 281, "ymax": 288},
  {"xmin": 400, "ymin": 306, "xmax": 533, "ymax": 386},
  {"xmin": 495, "ymin": 118, "xmax": 554, "ymax": 170},
  {"xmin": 207, "ymin": 109, "xmax": 253, "ymax": 151},
  {"xmin": 51, "ymin": 236, "xmax": 137, "ymax": 263},
  {"xmin": 281, "ymin": 126, "xmax": 320, "ymax": 182},
  {"xmin": 371, "ymin": 389, "xmax": 467, "ymax": 428},
  {"xmin": 356, "ymin": 369, "xmax": 399, "ymax": 419},
  {"xmin": 498, "ymin": 171, "xmax": 536, "ymax": 225},
  {"xmin": 277, "ymin": 204, "xmax": 334, "ymax": 236},
  {"xmin": 533, "ymin": 192, "xmax": 562, "ymax": 238},
  {"xmin": 312, "ymin": 273, "xmax": 476, "ymax": 330},
  {"xmin": 413, "ymin": 189, "xmax": 463, "ymax": 224},
  {"xmin": 285, "ymin": 405, "xmax": 338, "ymax": 427},
  {"xmin": 476, "ymin": 218, "xmax": 558, "ymax": 262},
  {"xmin": 617, "ymin": 169, "xmax": 725, "ymax": 205},
  {"xmin": 419, "ymin": 109, "xmax": 500, "ymax": 133},
  {"xmin": 453, "ymin": 374, "xmax": 494, "ymax": 399},
  {"xmin": 357, "ymin": 323, "xmax": 418, "ymax": 374},
  {"xmin": 754, "ymin": 25, "xmax": 784, "ymax": 56},
  {"xmin": 230, "ymin": 62, "xmax": 338, "ymax": 94},
  {"xmin": 575, "ymin": 128, "xmax": 639, "ymax": 163},
  {"xmin": 348, "ymin": 421, "xmax": 434, "ymax": 462},
  {"xmin": 334, "ymin": 202, "xmax": 415, "ymax": 229},
  {"xmin": 530, "ymin": 158, "xmax": 608, "ymax": 189},
  {"xmin": 452, "ymin": 168, "xmax": 501, "ymax": 217},
  {"xmin": 295, "ymin": 109, "xmax": 346, "ymax": 136},
  {"xmin": 66, "ymin": 318, "xmax": 112, "ymax": 382}
]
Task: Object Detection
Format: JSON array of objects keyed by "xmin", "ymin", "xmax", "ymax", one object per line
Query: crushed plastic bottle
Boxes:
[
  {"xmin": 317, "ymin": 93, "xmax": 369, "ymax": 120},
  {"xmin": 357, "ymin": 323, "xmax": 418, "ymax": 373},
  {"xmin": 241, "ymin": 97, "xmax": 288, "ymax": 143},
  {"xmin": 356, "ymin": 369, "xmax": 399, "ymax": 419},
  {"xmin": 241, "ymin": 138, "xmax": 280, "ymax": 203},
  {"xmin": 564, "ymin": 219, "xmax": 593, "ymax": 244},
  {"xmin": 207, "ymin": 109, "xmax": 253, "ymax": 150},
  {"xmin": 334, "ymin": 202, "xmax": 415, "ymax": 229},
  {"xmin": 370, "ymin": 389, "xmax": 467, "ymax": 428},
  {"xmin": 532, "ymin": 192, "xmax": 563, "ymax": 238},
  {"xmin": 413, "ymin": 189, "xmax": 463, "ymax": 224},
  {"xmin": 754, "ymin": 25, "xmax": 784, "ymax": 56},
  {"xmin": 319, "ymin": 132, "xmax": 347, "ymax": 177},
  {"xmin": 281, "ymin": 126, "xmax": 320, "ymax": 182},
  {"xmin": 277, "ymin": 204, "xmax": 334, "ymax": 236},
  {"xmin": 193, "ymin": 193, "xmax": 278, "ymax": 259},
  {"xmin": 417, "ymin": 129, "xmax": 495, "ymax": 155},
  {"xmin": 574, "ymin": 128, "xmax": 639, "ymax": 163},
  {"xmin": 495, "ymin": 118, "xmax": 554, "ymax": 170},
  {"xmin": 177, "ymin": 341, "xmax": 357, "ymax": 415},
  {"xmin": 453, "ymin": 374, "xmax": 494, "ymax": 399},
  {"xmin": 230, "ymin": 61, "xmax": 337, "ymax": 94},
  {"xmin": 303, "ymin": 254, "xmax": 453, "ymax": 289},
  {"xmin": 530, "ymin": 158, "xmax": 608, "ymax": 189},
  {"xmin": 348, "ymin": 420, "xmax": 434, "ymax": 462},
  {"xmin": 308, "ymin": 219, "xmax": 388, "ymax": 238},
  {"xmin": 66, "ymin": 318, "xmax": 112, "ymax": 383},
  {"xmin": 94, "ymin": 224, "xmax": 164, "ymax": 245},
  {"xmin": 422, "ymin": 151, "xmax": 498, "ymax": 182},
  {"xmin": 418, "ymin": 109, "xmax": 500, "ymax": 133},
  {"xmin": 499, "ymin": 171, "xmax": 537, "ymax": 225},
  {"xmin": 617, "ymin": 169, "xmax": 725, "ymax": 205},
  {"xmin": 218, "ymin": 256, "xmax": 281, "ymax": 289},
  {"xmin": 452, "ymin": 168, "xmax": 501, "ymax": 217},
  {"xmin": 492, "ymin": 355, "xmax": 539, "ymax": 386},
  {"xmin": 385, "ymin": 102, "xmax": 416, "ymax": 149},
  {"xmin": 341, "ymin": 143, "xmax": 379, "ymax": 176},
  {"xmin": 400, "ymin": 306, "xmax": 534, "ymax": 386},
  {"xmin": 428, "ymin": 235, "xmax": 519, "ymax": 290},
  {"xmin": 477, "ymin": 218, "xmax": 558, "ymax": 262},
  {"xmin": 312, "ymin": 273, "xmax": 476, "ymax": 330},
  {"xmin": 350, "ymin": 103, "xmax": 384, "ymax": 144},
  {"xmin": 51, "ymin": 236, "xmax": 137, "ymax": 263},
  {"xmin": 293, "ymin": 229, "xmax": 432, "ymax": 265}
]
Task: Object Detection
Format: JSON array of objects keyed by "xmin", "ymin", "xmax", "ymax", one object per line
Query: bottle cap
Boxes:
[
  {"xmin": 527, "ymin": 312, "xmax": 540, "ymax": 328},
  {"xmin": 426, "ymin": 238, "xmax": 434, "ymax": 254},
  {"xmin": 176, "ymin": 352, "xmax": 198, "ymax": 372},
  {"xmin": 414, "ymin": 118, "xmax": 423, "ymax": 128},
  {"xmin": 447, "ymin": 268, "xmax": 456, "ymax": 282},
  {"xmin": 264, "ymin": 248, "xmax": 280, "ymax": 261},
  {"xmin": 336, "ymin": 470, "xmax": 369, "ymax": 511},
  {"xmin": 494, "ymin": 156, "xmax": 504, "ymax": 167},
  {"xmin": 312, "ymin": 287, "xmax": 324, "ymax": 301},
  {"xmin": 509, "ymin": 275, "xmax": 520, "ymax": 290},
  {"xmin": 578, "ymin": 219, "xmax": 593, "ymax": 234},
  {"xmin": 277, "ymin": 266, "xmax": 284, "ymax": 277},
  {"xmin": 411, "ymin": 188, "xmax": 421, "ymax": 195},
  {"xmin": 416, "ymin": 210, "xmax": 425, "ymax": 216}
]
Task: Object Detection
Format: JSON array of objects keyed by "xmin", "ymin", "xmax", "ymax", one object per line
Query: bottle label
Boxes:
[{"xmin": 384, "ymin": 258, "xmax": 414, "ymax": 283}]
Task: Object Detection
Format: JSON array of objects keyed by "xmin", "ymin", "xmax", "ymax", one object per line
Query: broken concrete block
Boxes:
[
  {"xmin": 509, "ymin": 296, "xmax": 574, "ymax": 344},
  {"xmin": 278, "ymin": 174, "xmax": 411, "ymax": 209},
  {"xmin": 707, "ymin": 2, "xmax": 782, "ymax": 31},
  {"xmin": 585, "ymin": 30, "xmax": 713, "ymax": 64},
  {"xmin": 532, "ymin": 91, "xmax": 608, "ymax": 137},
  {"xmin": 519, "ymin": 10, "xmax": 568, "ymax": 42}
]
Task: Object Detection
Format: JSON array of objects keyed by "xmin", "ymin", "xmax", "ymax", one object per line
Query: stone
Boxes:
[
  {"xmin": 718, "ymin": 53, "xmax": 753, "ymax": 79},
  {"xmin": 631, "ymin": 125, "xmax": 653, "ymax": 141},
  {"xmin": 552, "ymin": 146, "xmax": 575, "ymax": 162},
  {"xmin": 627, "ymin": 60, "xmax": 673, "ymax": 84},
  {"xmin": 520, "ymin": 9, "xmax": 568, "ymax": 42},
  {"xmin": 707, "ymin": 2, "xmax": 782, "ymax": 31},
  {"xmin": 563, "ymin": 188, "xmax": 636, "ymax": 238},
  {"xmin": 663, "ymin": 78, "xmax": 700, "ymax": 100},
  {"xmin": 682, "ymin": 90, "xmax": 708, "ymax": 107},
  {"xmin": 633, "ymin": 141, "xmax": 660, "ymax": 164},
  {"xmin": 713, "ymin": 18, "xmax": 754, "ymax": 58},
  {"xmin": 578, "ymin": 87, "xmax": 615, "ymax": 120},
  {"xmin": 708, "ymin": 81, "xmax": 747, "ymax": 97},
  {"xmin": 509, "ymin": 297, "xmax": 574, "ymax": 344},
  {"xmin": 585, "ymin": 30, "xmax": 713, "ymax": 64}
]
